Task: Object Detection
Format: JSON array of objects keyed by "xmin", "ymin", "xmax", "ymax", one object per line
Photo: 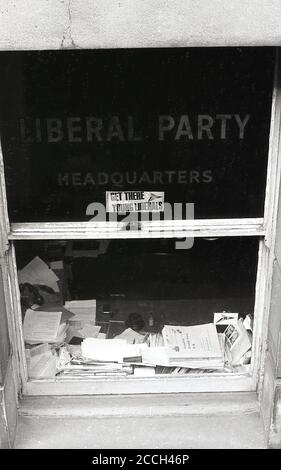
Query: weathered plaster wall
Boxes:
[{"xmin": 0, "ymin": 0, "xmax": 281, "ymax": 51}]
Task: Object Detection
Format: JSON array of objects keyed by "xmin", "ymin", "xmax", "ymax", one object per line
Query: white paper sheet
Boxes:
[
  {"xmin": 77, "ymin": 324, "xmax": 101, "ymax": 338},
  {"xmin": 64, "ymin": 299, "xmax": 96, "ymax": 324},
  {"xmin": 225, "ymin": 318, "xmax": 252, "ymax": 365},
  {"xmin": 23, "ymin": 309, "xmax": 62, "ymax": 343},
  {"xmin": 133, "ymin": 366, "xmax": 156, "ymax": 377},
  {"xmin": 214, "ymin": 312, "xmax": 239, "ymax": 326},
  {"xmin": 50, "ymin": 260, "xmax": 63, "ymax": 270},
  {"xmin": 18, "ymin": 256, "xmax": 59, "ymax": 292}
]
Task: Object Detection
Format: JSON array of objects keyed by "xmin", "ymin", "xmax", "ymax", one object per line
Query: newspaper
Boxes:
[
  {"xmin": 114, "ymin": 328, "xmax": 146, "ymax": 344},
  {"xmin": 224, "ymin": 318, "xmax": 252, "ymax": 366},
  {"xmin": 214, "ymin": 312, "xmax": 238, "ymax": 326},
  {"xmin": 18, "ymin": 256, "xmax": 59, "ymax": 292}
]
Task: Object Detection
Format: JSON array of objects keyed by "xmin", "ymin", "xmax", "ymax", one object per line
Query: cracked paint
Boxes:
[{"xmin": 61, "ymin": 0, "xmax": 78, "ymax": 49}]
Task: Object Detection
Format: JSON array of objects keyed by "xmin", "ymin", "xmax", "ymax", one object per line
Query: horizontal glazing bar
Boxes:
[{"xmin": 9, "ymin": 219, "xmax": 265, "ymax": 240}]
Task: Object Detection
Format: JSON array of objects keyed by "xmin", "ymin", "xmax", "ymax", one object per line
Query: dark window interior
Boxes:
[{"xmin": 0, "ymin": 47, "xmax": 274, "ymax": 222}]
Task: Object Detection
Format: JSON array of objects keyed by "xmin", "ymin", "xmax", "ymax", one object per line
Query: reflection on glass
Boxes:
[{"xmin": 0, "ymin": 48, "xmax": 274, "ymax": 221}]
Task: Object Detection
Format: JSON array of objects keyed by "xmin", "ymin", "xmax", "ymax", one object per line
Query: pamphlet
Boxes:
[
  {"xmin": 23, "ymin": 309, "xmax": 62, "ymax": 343},
  {"xmin": 18, "ymin": 256, "xmax": 59, "ymax": 292}
]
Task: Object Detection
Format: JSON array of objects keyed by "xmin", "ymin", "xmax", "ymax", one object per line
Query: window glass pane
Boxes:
[
  {"xmin": 15, "ymin": 237, "xmax": 258, "ymax": 379},
  {"xmin": 0, "ymin": 48, "xmax": 274, "ymax": 222}
]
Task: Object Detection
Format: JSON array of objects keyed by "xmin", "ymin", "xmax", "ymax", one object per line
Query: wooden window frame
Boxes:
[{"xmin": 0, "ymin": 49, "xmax": 280, "ymax": 396}]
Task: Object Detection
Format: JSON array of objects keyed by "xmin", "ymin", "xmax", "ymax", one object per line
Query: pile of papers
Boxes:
[
  {"xmin": 22, "ymin": 293, "xmax": 253, "ymax": 378},
  {"xmin": 149, "ymin": 323, "xmax": 225, "ymax": 369},
  {"xmin": 18, "ymin": 256, "xmax": 59, "ymax": 293},
  {"xmin": 19, "ymin": 255, "xmax": 254, "ymax": 379},
  {"xmin": 71, "ymin": 323, "xmax": 225, "ymax": 374},
  {"xmin": 147, "ymin": 332, "xmax": 164, "ymax": 348},
  {"xmin": 213, "ymin": 312, "xmax": 252, "ymax": 366}
]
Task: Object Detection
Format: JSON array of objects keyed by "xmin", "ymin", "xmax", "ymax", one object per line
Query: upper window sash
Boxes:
[
  {"xmin": 0, "ymin": 49, "xmax": 280, "ymax": 243},
  {"xmin": 0, "ymin": 48, "xmax": 275, "ymax": 224}
]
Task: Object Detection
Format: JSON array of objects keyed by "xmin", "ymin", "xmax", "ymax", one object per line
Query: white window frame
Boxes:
[{"xmin": 0, "ymin": 48, "xmax": 280, "ymax": 396}]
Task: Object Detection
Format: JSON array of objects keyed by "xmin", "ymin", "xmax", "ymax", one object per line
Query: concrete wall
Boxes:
[{"xmin": 0, "ymin": 0, "xmax": 281, "ymax": 51}]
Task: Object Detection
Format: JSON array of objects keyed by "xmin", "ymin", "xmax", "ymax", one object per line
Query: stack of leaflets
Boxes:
[
  {"xmin": 56, "ymin": 345, "xmax": 134, "ymax": 378},
  {"xmin": 147, "ymin": 332, "xmax": 164, "ymax": 348},
  {"xmin": 25, "ymin": 343, "xmax": 57, "ymax": 378},
  {"xmin": 18, "ymin": 256, "xmax": 60, "ymax": 293},
  {"xmin": 23, "ymin": 309, "xmax": 68, "ymax": 344},
  {"xmin": 64, "ymin": 299, "xmax": 96, "ymax": 326},
  {"xmin": 224, "ymin": 318, "xmax": 252, "ymax": 366},
  {"xmin": 114, "ymin": 328, "xmax": 146, "ymax": 344},
  {"xmin": 141, "ymin": 323, "xmax": 225, "ymax": 369}
]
